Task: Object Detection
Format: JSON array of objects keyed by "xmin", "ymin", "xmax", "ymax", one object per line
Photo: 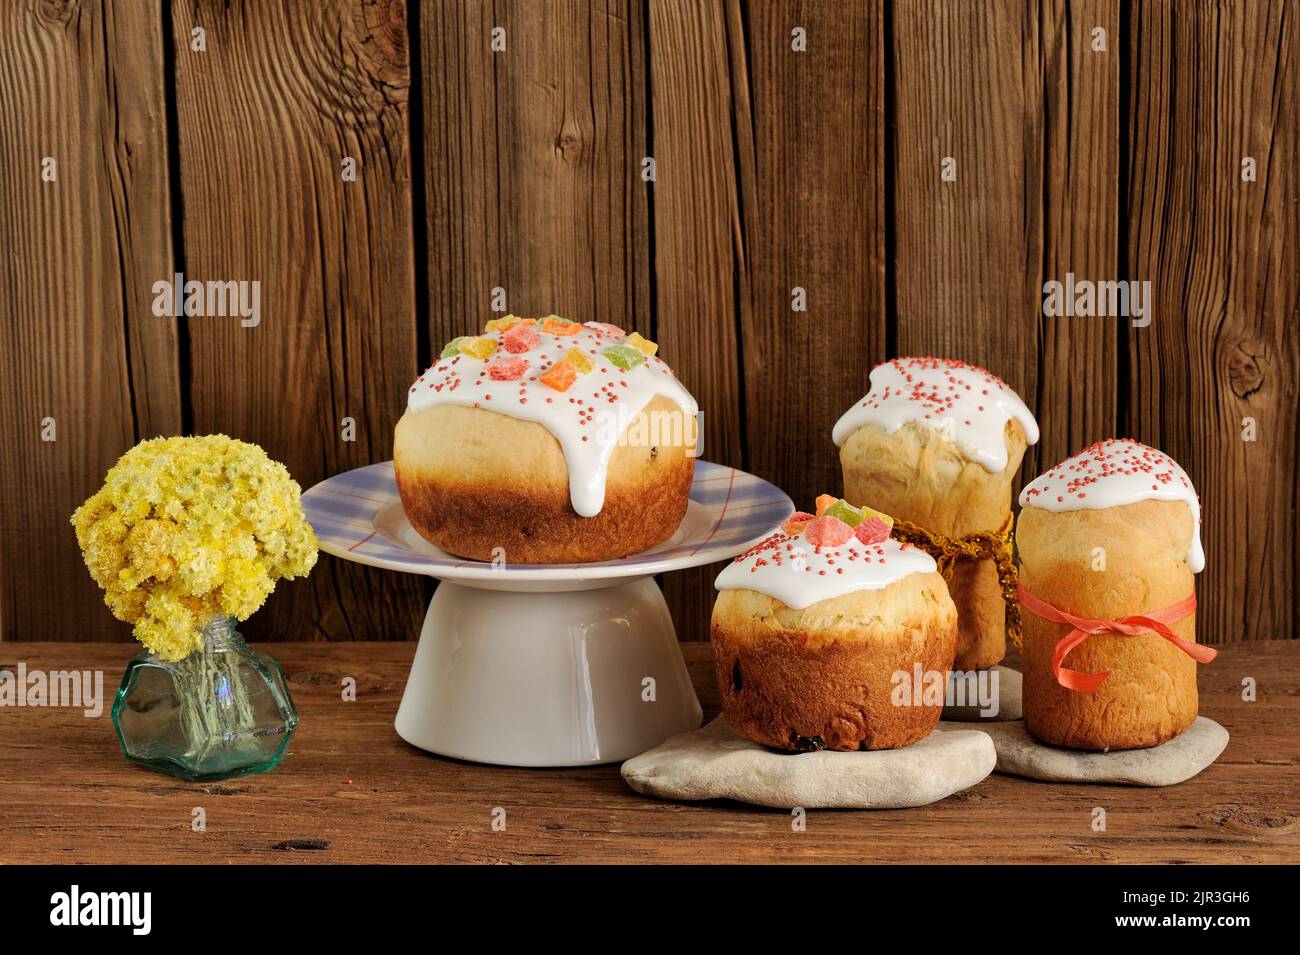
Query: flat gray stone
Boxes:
[
  {"xmin": 954, "ymin": 717, "xmax": 1229, "ymax": 787},
  {"xmin": 942, "ymin": 665, "xmax": 1022, "ymax": 722},
  {"xmin": 621, "ymin": 716, "xmax": 996, "ymax": 809}
]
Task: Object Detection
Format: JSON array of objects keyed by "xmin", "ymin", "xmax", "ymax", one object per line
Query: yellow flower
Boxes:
[{"xmin": 71, "ymin": 435, "xmax": 318, "ymax": 661}]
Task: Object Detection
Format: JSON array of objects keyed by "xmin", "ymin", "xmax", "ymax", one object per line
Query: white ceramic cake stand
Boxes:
[{"xmin": 302, "ymin": 461, "xmax": 791, "ymax": 767}]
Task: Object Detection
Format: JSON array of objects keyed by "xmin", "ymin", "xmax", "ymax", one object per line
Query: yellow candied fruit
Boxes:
[
  {"xmin": 623, "ymin": 331, "xmax": 658, "ymax": 357},
  {"xmin": 459, "ymin": 336, "xmax": 498, "ymax": 359},
  {"xmin": 561, "ymin": 348, "xmax": 595, "ymax": 375},
  {"xmin": 486, "ymin": 314, "xmax": 522, "ymax": 333}
]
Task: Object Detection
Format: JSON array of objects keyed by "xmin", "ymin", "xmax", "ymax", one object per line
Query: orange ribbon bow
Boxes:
[{"xmin": 1016, "ymin": 585, "xmax": 1216, "ymax": 693}]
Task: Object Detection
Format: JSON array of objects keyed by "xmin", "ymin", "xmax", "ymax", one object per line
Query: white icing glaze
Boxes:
[
  {"xmin": 831, "ymin": 357, "xmax": 1040, "ymax": 473},
  {"xmin": 407, "ymin": 320, "xmax": 697, "ymax": 518},
  {"xmin": 715, "ymin": 531, "xmax": 938, "ymax": 610},
  {"xmin": 1019, "ymin": 438, "xmax": 1204, "ymax": 573}
]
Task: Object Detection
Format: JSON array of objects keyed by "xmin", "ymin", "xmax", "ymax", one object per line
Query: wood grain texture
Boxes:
[
  {"xmin": 420, "ymin": 0, "xmax": 651, "ymax": 344},
  {"xmin": 171, "ymin": 0, "xmax": 425, "ymax": 643},
  {"xmin": 1033, "ymin": 0, "xmax": 1119, "ymax": 474},
  {"xmin": 1125, "ymin": 0, "xmax": 1298, "ymax": 645},
  {"xmin": 744, "ymin": 0, "xmax": 885, "ymax": 507},
  {"xmin": 648, "ymin": 0, "xmax": 748, "ymax": 640},
  {"xmin": 0, "ymin": 0, "xmax": 1296, "ymax": 651},
  {"xmin": 891, "ymin": 0, "xmax": 1043, "ymax": 487},
  {"xmin": 1, "ymin": 641, "xmax": 1296, "ymax": 864},
  {"xmin": 0, "ymin": 1, "xmax": 177, "ymax": 643}
]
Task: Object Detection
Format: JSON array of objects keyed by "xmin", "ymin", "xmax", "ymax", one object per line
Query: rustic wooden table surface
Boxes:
[{"xmin": 2, "ymin": 641, "xmax": 1296, "ymax": 865}]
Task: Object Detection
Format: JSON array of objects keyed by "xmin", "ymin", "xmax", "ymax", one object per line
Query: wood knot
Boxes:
[
  {"xmin": 1200, "ymin": 804, "xmax": 1298, "ymax": 834},
  {"xmin": 554, "ymin": 127, "xmax": 584, "ymax": 162},
  {"xmin": 271, "ymin": 838, "xmax": 331, "ymax": 851},
  {"xmin": 38, "ymin": 0, "xmax": 75, "ymax": 24},
  {"xmin": 1226, "ymin": 343, "xmax": 1264, "ymax": 398}
]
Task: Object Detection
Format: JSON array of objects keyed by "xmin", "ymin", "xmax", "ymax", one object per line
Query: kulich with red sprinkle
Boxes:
[
  {"xmin": 832, "ymin": 356, "xmax": 1040, "ymax": 473},
  {"xmin": 1019, "ymin": 438, "xmax": 1204, "ymax": 572}
]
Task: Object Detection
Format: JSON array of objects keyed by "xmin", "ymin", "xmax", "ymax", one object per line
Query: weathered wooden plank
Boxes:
[
  {"xmin": 891, "ymin": 0, "xmax": 1042, "ymax": 471},
  {"xmin": 421, "ymin": 0, "xmax": 650, "ymax": 344},
  {"xmin": 172, "ymin": 0, "xmax": 425, "ymax": 643},
  {"xmin": 1, "ymin": 641, "xmax": 1296, "ymax": 863},
  {"xmin": 1034, "ymin": 0, "xmax": 1120, "ymax": 474},
  {"xmin": 647, "ymin": 0, "xmax": 748, "ymax": 640},
  {"xmin": 743, "ymin": 0, "xmax": 885, "ymax": 505},
  {"xmin": 0, "ymin": 1, "xmax": 177, "ymax": 643},
  {"xmin": 1125, "ymin": 0, "xmax": 1298, "ymax": 645}
]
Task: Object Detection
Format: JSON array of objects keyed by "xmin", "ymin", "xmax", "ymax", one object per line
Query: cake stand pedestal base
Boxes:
[{"xmin": 394, "ymin": 578, "xmax": 703, "ymax": 767}]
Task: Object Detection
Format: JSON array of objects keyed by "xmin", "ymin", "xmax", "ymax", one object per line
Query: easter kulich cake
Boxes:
[
  {"xmin": 1017, "ymin": 439, "xmax": 1211, "ymax": 751},
  {"xmin": 832, "ymin": 357, "xmax": 1039, "ymax": 671},
  {"xmin": 394, "ymin": 317, "xmax": 698, "ymax": 563},
  {"xmin": 711, "ymin": 498, "xmax": 958, "ymax": 752}
]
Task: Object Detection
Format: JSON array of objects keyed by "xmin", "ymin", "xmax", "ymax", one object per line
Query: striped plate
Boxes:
[{"xmin": 302, "ymin": 460, "xmax": 793, "ymax": 587}]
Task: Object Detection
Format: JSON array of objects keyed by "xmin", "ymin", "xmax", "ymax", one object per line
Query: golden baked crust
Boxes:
[
  {"xmin": 710, "ymin": 572, "xmax": 958, "ymax": 751},
  {"xmin": 394, "ymin": 394, "xmax": 695, "ymax": 563},
  {"xmin": 1017, "ymin": 498, "xmax": 1199, "ymax": 750},
  {"xmin": 839, "ymin": 419, "xmax": 1029, "ymax": 671}
]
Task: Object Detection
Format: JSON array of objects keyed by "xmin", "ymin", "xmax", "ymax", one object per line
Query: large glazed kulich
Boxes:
[
  {"xmin": 395, "ymin": 394, "xmax": 695, "ymax": 563},
  {"xmin": 394, "ymin": 317, "xmax": 698, "ymax": 564},
  {"xmin": 711, "ymin": 520, "xmax": 958, "ymax": 752},
  {"xmin": 834, "ymin": 357, "xmax": 1039, "ymax": 671},
  {"xmin": 1017, "ymin": 439, "xmax": 1205, "ymax": 751}
]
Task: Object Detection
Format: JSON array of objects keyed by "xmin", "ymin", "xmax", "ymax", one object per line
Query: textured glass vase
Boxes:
[{"xmin": 112, "ymin": 617, "xmax": 298, "ymax": 781}]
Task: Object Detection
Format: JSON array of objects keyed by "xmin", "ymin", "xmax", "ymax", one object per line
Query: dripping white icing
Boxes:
[
  {"xmin": 831, "ymin": 357, "xmax": 1040, "ymax": 473},
  {"xmin": 715, "ymin": 531, "xmax": 938, "ymax": 610},
  {"xmin": 406, "ymin": 321, "xmax": 698, "ymax": 518},
  {"xmin": 1019, "ymin": 438, "xmax": 1204, "ymax": 574}
]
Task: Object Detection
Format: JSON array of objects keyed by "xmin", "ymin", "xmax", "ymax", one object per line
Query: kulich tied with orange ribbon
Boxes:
[{"xmin": 1016, "ymin": 439, "xmax": 1213, "ymax": 752}]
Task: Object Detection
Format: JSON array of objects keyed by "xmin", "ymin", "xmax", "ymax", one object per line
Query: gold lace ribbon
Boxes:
[{"xmin": 889, "ymin": 512, "xmax": 1022, "ymax": 650}]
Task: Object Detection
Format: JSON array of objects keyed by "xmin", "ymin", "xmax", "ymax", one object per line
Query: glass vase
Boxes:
[{"xmin": 111, "ymin": 616, "xmax": 298, "ymax": 781}]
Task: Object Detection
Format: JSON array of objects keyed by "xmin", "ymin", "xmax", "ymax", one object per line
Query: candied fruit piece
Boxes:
[
  {"xmin": 539, "ymin": 361, "xmax": 578, "ymax": 392},
  {"xmin": 825, "ymin": 499, "xmax": 865, "ymax": 526},
  {"xmin": 487, "ymin": 356, "xmax": 530, "ymax": 381},
  {"xmin": 623, "ymin": 332, "xmax": 658, "ymax": 357},
  {"xmin": 854, "ymin": 517, "xmax": 892, "ymax": 545},
  {"xmin": 561, "ymin": 348, "xmax": 594, "ymax": 374},
  {"xmin": 815, "ymin": 494, "xmax": 838, "ymax": 517},
  {"xmin": 441, "ymin": 337, "xmax": 468, "ymax": 359},
  {"xmin": 804, "ymin": 516, "xmax": 853, "ymax": 547},
  {"xmin": 485, "ymin": 315, "xmax": 523, "ymax": 333},
  {"xmin": 503, "ymin": 324, "xmax": 541, "ymax": 354},
  {"xmin": 781, "ymin": 511, "xmax": 816, "ymax": 536},
  {"xmin": 538, "ymin": 317, "xmax": 579, "ymax": 335},
  {"xmin": 459, "ymin": 336, "xmax": 497, "ymax": 360},
  {"xmin": 604, "ymin": 344, "xmax": 645, "ymax": 370}
]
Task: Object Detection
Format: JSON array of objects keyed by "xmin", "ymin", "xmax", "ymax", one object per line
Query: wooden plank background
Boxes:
[{"xmin": 0, "ymin": 0, "xmax": 1294, "ymax": 649}]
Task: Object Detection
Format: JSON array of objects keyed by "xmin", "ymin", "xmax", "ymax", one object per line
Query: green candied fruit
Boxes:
[
  {"xmin": 441, "ymin": 337, "xmax": 468, "ymax": 358},
  {"xmin": 543, "ymin": 314, "xmax": 574, "ymax": 324},
  {"xmin": 825, "ymin": 499, "xmax": 866, "ymax": 527},
  {"xmin": 604, "ymin": 344, "xmax": 645, "ymax": 370}
]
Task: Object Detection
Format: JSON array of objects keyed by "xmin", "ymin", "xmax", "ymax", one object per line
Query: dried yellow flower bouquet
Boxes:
[
  {"xmin": 73, "ymin": 435, "xmax": 317, "ymax": 780},
  {"xmin": 72, "ymin": 435, "xmax": 318, "ymax": 661}
]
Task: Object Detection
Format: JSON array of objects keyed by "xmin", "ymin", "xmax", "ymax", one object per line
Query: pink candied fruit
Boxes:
[
  {"xmin": 487, "ymin": 356, "xmax": 530, "ymax": 381},
  {"xmin": 781, "ymin": 511, "xmax": 816, "ymax": 536},
  {"xmin": 804, "ymin": 516, "xmax": 853, "ymax": 547},
  {"xmin": 503, "ymin": 324, "xmax": 542, "ymax": 354},
  {"xmin": 854, "ymin": 516, "xmax": 891, "ymax": 545}
]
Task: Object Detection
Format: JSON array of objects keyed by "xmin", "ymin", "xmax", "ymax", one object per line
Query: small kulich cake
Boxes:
[
  {"xmin": 832, "ymin": 357, "xmax": 1039, "ymax": 671},
  {"xmin": 711, "ymin": 501, "xmax": 958, "ymax": 752},
  {"xmin": 394, "ymin": 317, "xmax": 698, "ymax": 563},
  {"xmin": 1017, "ymin": 439, "xmax": 1209, "ymax": 751}
]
